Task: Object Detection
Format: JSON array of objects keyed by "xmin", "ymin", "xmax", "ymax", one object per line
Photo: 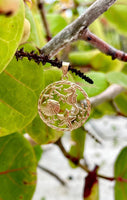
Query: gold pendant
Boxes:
[{"xmin": 38, "ymin": 62, "xmax": 91, "ymax": 131}]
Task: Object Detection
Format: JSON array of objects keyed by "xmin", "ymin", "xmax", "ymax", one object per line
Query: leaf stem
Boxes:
[
  {"xmin": 55, "ymin": 138, "xmax": 117, "ymax": 182},
  {"xmin": 55, "ymin": 138, "xmax": 90, "ymax": 173},
  {"xmin": 38, "ymin": 164, "xmax": 66, "ymax": 186}
]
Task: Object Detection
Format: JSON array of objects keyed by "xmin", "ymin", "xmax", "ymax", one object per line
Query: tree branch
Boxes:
[
  {"xmin": 41, "ymin": 0, "xmax": 117, "ymax": 57},
  {"xmin": 90, "ymin": 84, "xmax": 125, "ymax": 107},
  {"xmin": 79, "ymin": 29, "xmax": 127, "ymax": 61}
]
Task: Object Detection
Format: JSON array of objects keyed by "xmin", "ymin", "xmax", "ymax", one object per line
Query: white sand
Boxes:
[{"xmin": 33, "ymin": 116, "xmax": 127, "ymax": 200}]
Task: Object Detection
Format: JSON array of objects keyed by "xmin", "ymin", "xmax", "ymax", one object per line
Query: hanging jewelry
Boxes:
[{"xmin": 38, "ymin": 62, "xmax": 91, "ymax": 131}]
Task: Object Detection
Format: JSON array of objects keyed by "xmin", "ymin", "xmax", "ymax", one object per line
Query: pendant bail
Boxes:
[{"xmin": 62, "ymin": 62, "xmax": 69, "ymax": 77}]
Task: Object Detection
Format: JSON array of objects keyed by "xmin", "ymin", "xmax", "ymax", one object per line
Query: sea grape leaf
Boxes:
[
  {"xmin": 0, "ymin": 70, "xmax": 37, "ymax": 136},
  {"xmin": 0, "ymin": 132, "xmax": 37, "ymax": 200},
  {"xmin": 114, "ymin": 146, "xmax": 127, "ymax": 200},
  {"xmin": 42, "ymin": 68, "xmax": 62, "ymax": 89},
  {"xmin": 69, "ymin": 50, "xmax": 99, "ymax": 66},
  {"xmin": 114, "ymin": 92, "xmax": 127, "ymax": 116},
  {"xmin": 83, "ymin": 166, "xmax": 99, "ymax": 200},
  {"xmin": 33, "ymin": 145, "xmax": 43, "ymax": 162},
  {"xmin": 30, "ymin": 2, "xmax": 46, "ymax": 47},
  {"xmin": 25, "ymin": 5, "xmax": 40, "ymax": 46},
  {"xmin": 26, "ymin": 114, "xmax": 63, "ymax": 145},
  {"xmin": 69, "ymin": 50, "xmax": 122, "ymax": 72},
  {"xmin": 122, "ymin": 63, "xmax": 127, "ymax": 74},
  {"xmin": 0, "ymin": 44, "xmax": 45, "ymax": 136},
  {"xmin": 25, "ymin": 4, "xmax": 46, "ymax": 47},
  {"xmin": 89, "ymin": 19, "xmax": 106, "ymax": 41},
  {"xmin": 106, "ymin": 72, "xmax": 127, "ymax": 88},
  {"xmin": 82, "ymin": 72, "xmax": 109, "ymax": 97},
  {"xmin": 0, "ymin": 0, "xmax": 24, "ymax": 73},
  {"xmin": 104, "ymin": 4, "xmax": 127, "ymax": 36},
  {"xmin": 115, "ymin": 0, "xmax": 127, "ymax": 6},
  {"xmin": 42, "ymin": 67, "xmax": 74, "ymax": 89},
  {"xmin": 90, "ymin": 52, "xmax": 123, "ymax": 72},
  {"xmin": 47, "ymin": 14, "xmax": 67, "ymax": 36},
  {"xmin": 73, "ymin": 71, "xmax": 108, "ymax": 101},
  {"xmin": 102, "ymin": 25, "xmax": 121, "ymax": 50},
  {"xmin": 91, "ymin": 102, "xmax": 116, "ymax": 119},
  {"xmin": 69, "ymin": 127, "xmax": 86, "ymax": 168},
  {"xmin": 8, "ymin": 45, "xmax": 44, "ymax": 96}
]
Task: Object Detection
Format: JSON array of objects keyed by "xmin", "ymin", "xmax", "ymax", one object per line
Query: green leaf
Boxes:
[
  {"xmin": 83, "ymin": 72, "xmax": 109, "ymax": 97},
  {"xmin": 114, "ymin": 92, "xmax": 127, "ymax": 116},
  {"xmin": 43, "ymin": 68, "xmax": 62, "ymax": 88},
  {"xmin": 47, "ymin": 14, "xmax": 67, "ymax": 36},
  {"xmin": 73, "ymin": 71, "xmax": 108, "ymax": 101},
  {"xmin": 0, "ymin": 133, "xmax": 37, "ymax": 200},
  {"xmin": 114, "ymin": 146, "xmax": 127, "ymax": 200},
  {"xmin": 103, "ymin": 26, "xmax": 121, "ymax": 49},
  {"xmin": 69, "ymin": 50, "xmax": 99, "ymax": 66},
  {"xmin": 90, "ymin": 52, "xmax": 123, "ymax": 72},
  {"xmin": 91, "ymin": 102, "xmax": 116, "ymax": 119},
  {"xmin": 0, "ymin": 70, "xmax": 37, "ymax": 136},
  {"xmin": 106, "ymin": 72, "xmax": 127, "ymax": 88},
  {"xmin": 89, "ymin": 19, "xmax": 106, "ymax": 41},
  {"xmin": 69, "ymin": 50, "xmax": 122, "ymax": 72},
  {"xmin": 25, "ymin": 4, "xmax": 46, "ymax": 47},
  {"xmin": 0, "ymin": 45, "xmax": 44, "ymax": 136},
  {"xmin": 0, "ymin": 0, "xmax": 25, "ymax": 73},
  {"xmin": 8, "ymin": 45, "xmax": 44, "ymax": 96},
  {"xmin": 25, "ymin": 5, "xmax": 40, "ymax": 46},
  {"xmin": 33, "ymin": 145, "xmax": 43, "ymax": 162},
  {"xmin": 69, "ymin": 127, "xmax": 86, "ymax": 168},
  {"xmin": 122, "ymin": 63, "xmax": 127, "ymax": 75},
  {"xmin": 26, "ymin": 114, "xmax": 63, "ymax": 145},
  {"xmin": 42, "ymin": 67, "xmax": 74, "ymax": 89},
  {"xmin": 30, "ymin": 3, "xmax": 46, "ymax": 47},
  {"xmin": 104, "ymin": 4, "xmax": 127, "ymax": 36}
]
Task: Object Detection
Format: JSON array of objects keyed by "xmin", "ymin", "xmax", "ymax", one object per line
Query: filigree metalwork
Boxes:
[{"xmin": 38, "ymin": 80, "xmax": 91, "ymax": 131}]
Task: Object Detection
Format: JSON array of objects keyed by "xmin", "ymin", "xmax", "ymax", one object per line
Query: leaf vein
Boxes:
[
  {"xmin": 0, "ymin": 99, "xmax": 25, "ymax": 117},
  {"xmin": 4, "ymin": 70, "xmax": 35, "ymax": 92}
]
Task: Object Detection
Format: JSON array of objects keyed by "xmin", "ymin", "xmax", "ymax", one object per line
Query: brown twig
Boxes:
[
  {"xmin": 37, "ymin": 0, "xmax": 52, "ymax": 41},
  {"xmin": 79, "ymin": 29, "xmax": 127, "ymax": 62},
  {"xmin": 55, "ymin": 138, "xmax": 90, "ymax": 173},
  {"xmin": 38, "ymin": 164, "xmax": 66, "ymax": 186},
  {"xmin": 98, "ymin": 174, "xmax": 114, "ymax": 181},
  {"xmin": 55, "ymin": 138, "xmax": 119, "ymax": 182}
]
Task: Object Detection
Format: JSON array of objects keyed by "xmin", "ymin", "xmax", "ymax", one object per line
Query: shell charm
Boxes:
[{"xmin": 38, "ymin": 63, "xmax": 91, "ymax": 131}]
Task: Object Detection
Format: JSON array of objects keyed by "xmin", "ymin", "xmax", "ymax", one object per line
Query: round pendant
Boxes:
[{"xmin": 38, "ymin": 80, "xmax": 91, "ymax": 131}]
